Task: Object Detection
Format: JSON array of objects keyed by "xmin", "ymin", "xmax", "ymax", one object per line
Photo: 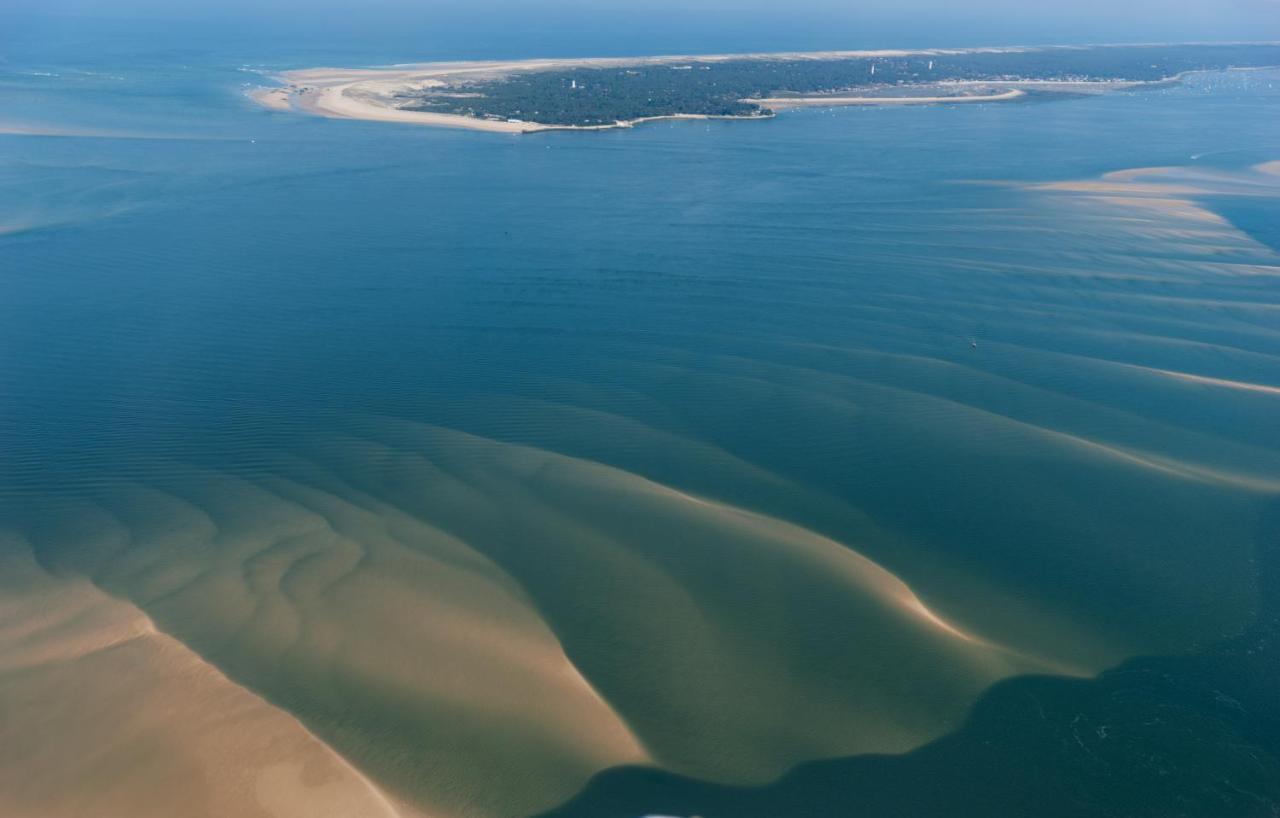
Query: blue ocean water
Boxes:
[{"xmin": 2, "ymin": 16, "xmax": 1280, "ymax": 818}]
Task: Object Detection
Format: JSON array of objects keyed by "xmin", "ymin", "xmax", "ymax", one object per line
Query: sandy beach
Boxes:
[
  {"xmin": 292, "ymin": 83, "xmax": 532, "ymax": 132},
  {"xmin": 250, "ymin": 86, "xmax": 294, "ymax": 111}
]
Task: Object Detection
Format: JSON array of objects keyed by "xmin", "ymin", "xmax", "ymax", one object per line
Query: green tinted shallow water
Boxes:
[{"xmin": 1, "ymin": 36, "xmax": 1279, "ymax": 818}]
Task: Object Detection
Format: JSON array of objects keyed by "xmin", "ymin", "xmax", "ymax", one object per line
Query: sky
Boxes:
[{"xmin": 2, "ymin": 0, "xmax": 1279, "ymax": 61}]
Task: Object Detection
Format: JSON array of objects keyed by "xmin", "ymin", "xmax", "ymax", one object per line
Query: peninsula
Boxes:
[{"xmin": 252, "ymin": 43, "xmax": 1280, "ymax": 132}]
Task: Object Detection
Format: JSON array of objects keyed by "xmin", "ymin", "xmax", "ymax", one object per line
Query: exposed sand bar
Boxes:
[
  {"xmin": 291, "ymin": 83, "xmax": 532, "ymax": 132},
  {"xmin": 250, "ymin": 86, "xmax": 293, "ymax": 111}
]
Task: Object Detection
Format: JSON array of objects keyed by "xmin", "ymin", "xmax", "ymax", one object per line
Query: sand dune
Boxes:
[
  {"xmin": 18, "ymin": 472, "xmax": 648, "ymax": 818},
  {"xmin": 6, "ymin": 402, "xmax": 1270, "ymax": 815},
  {"xmin": 14, "ymin": 401, "xmax": 1261, "ymax": 808},
  {"xmin": 11, "ymin": 431, "xmax": 1046, "ymax": 799},
  {"xmin": 310, "ymin": 421, "xmax": 1066, "ymax": 770}
]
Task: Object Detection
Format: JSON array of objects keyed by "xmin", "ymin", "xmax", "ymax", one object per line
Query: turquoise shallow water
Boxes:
[{"xmin": 2, "ymin": 23, "xmax": 1280, "ymax": 818}]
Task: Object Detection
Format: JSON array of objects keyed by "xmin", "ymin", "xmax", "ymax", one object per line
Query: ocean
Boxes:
[{"xmin": 2, "ymin": 15, "xmax": 1279, "ymax": 818}]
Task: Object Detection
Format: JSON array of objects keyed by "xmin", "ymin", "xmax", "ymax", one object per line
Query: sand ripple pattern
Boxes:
[{"xmin": 2, "ymin": 152, "xmax": 1279, "ymax": 818}]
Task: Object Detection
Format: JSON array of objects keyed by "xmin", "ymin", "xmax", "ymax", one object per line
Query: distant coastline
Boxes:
[
  {"xmin": 254, "ymin": 81, "xmax": 777, "ymax": 133},
  {"xmin": 249, "ymin": 43, "xmax": 1280, "ymax": 133}
]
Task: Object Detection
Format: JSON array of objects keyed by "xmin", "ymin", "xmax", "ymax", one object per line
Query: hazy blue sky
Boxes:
[
  {"xmin": 13, "ymin": 0, "xmax": 1278, "ymax": 26},
  {"xmin": 3, "ymin": 0, "xmax": 1279, "ymax": 61}
]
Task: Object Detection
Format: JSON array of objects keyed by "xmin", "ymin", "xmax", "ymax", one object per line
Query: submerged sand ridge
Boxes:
[
  {"xmin": 5, "ymin": 394, "xmax": 1274, "ymax": 816},
  {"xmin": 17, "ymin": 464, "xmax": 650, "ymax": 818},
  {"xmin": 6, "ymin": 426, "xmax": 1054, "ymax": 817},
  {"xmin": 0, "ymin": 534, "xmax": 416, "ymax": 818},
  {"xmin": 4, "ymin": 159, "xmax": 1280, "ymax": 817}
]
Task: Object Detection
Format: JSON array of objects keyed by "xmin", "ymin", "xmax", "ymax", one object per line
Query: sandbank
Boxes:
[{"xmin": 0, "ymin": 536, "xmax": 416, "ymax": 818}]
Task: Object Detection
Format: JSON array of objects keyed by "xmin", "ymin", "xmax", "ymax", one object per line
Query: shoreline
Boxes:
[
  {"xmin": 286, "ymin": 80, "xmax": 776, "ymax": 132},
  {"xmin": 247, "ymin": 76, "xmax": 1048, "ymax": 133},
  {"xmin": 250, "ymin": 72, "xmax": 1042, "ymax": 133},
  {"xmin": 249, "ymin": 47, "xmax": 1280, "ymax": 134}
]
